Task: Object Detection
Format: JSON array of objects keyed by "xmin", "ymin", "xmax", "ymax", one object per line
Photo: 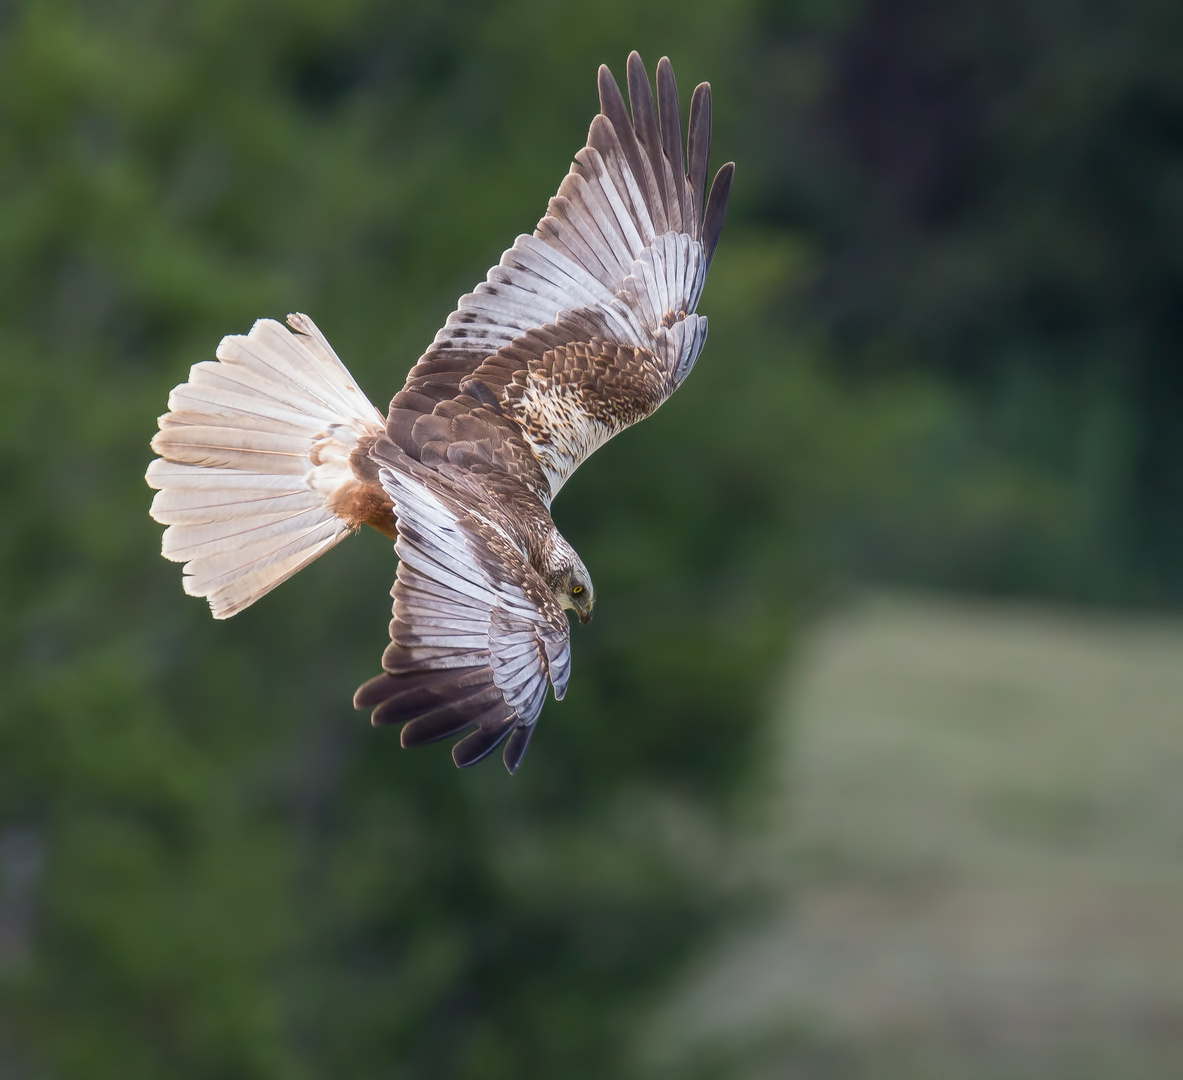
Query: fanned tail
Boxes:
[{"xmin": 147, "ymin": 313, "xmax": 387, "ymax": 618}]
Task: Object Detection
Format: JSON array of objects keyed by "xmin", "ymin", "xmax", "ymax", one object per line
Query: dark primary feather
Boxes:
[
  {"xmin": 703, "ymin": 162, "xmax": 734, "ymax": 268},
  {"xmin": 687, "ymin": 82, "xmax": 712, "ymax": 232},
  {"xmin": 656, "ymin": 57, "xmax": 686, "ymax": 226},
  {"xmin": 627, "ymin": 51, "xmax": 670, "ymax": 230},
  {"xmin": 500, "ymin": 723, "xmax": 535, "ymax": 774}
]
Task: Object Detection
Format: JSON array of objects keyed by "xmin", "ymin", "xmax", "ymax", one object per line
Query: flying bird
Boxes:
[{"xmin": 147, "ymin": 52, "xmax": 733, "ymax": 773}]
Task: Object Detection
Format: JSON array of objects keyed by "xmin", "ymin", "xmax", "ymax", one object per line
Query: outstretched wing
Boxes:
[
  {"xmin": 384, "ymin": 52, "xmax": 734, "ymax": 503},
  {"xmin": 353, "ymin": 462, "xmax": 571, "ymax": 773}
]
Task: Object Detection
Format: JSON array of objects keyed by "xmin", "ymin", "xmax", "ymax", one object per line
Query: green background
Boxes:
[{"xmin": 1, "ymin": 0, "xmax": 1180, "ymax": 1076}]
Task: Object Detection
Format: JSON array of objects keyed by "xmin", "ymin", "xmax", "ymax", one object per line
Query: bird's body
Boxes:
[{"xmin": 147, "ymin": 53, "xmax": 733, "ymax": 772}]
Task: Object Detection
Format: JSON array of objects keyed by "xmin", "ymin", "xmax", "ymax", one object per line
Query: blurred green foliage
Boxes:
[
  {"xmin": 748, "ymin": 0, "xmax": 1183, "ymax": 602},
  {"xmin": 0, "ymin": 0, "xmax": 1179, "ymax": 1076}
]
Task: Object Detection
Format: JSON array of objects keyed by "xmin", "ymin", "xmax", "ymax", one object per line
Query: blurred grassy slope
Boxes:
[
  {"xmin": 0, "ymin": 0, "xmax": 1178, "ymax": 1077},
  {"xmin": 652, "ymin": 593, "xmax": 1183, "ymax": 1079}
]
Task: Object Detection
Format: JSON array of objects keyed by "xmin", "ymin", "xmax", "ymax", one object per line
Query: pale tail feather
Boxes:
[{"xmin": 147, "ymin": 313, "xmax": 385, "ymax": 618}]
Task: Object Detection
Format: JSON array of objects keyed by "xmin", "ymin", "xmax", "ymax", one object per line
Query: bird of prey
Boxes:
[{"xmin": 147, "ymin": 52, "xmax": 733, "ymax": 773}]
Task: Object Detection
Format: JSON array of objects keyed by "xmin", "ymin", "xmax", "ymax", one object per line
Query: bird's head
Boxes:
[
  {"xmin": 543, "ymin": 531, "xmax": 595, "ymax": 624},
  {"xmin": 563, "ymin": 560, "xmax": 595, "ymax": 624}
]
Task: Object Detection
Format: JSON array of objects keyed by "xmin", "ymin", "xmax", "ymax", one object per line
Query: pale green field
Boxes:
[{"xmin": 649, "ymin": 593, "xmax": 1183, "ymax": 1079}]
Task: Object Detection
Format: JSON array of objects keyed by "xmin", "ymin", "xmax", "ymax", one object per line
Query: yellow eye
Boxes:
[{"xmin": 572, "ymin": 585, "xmax": 584, "ymax": 597}]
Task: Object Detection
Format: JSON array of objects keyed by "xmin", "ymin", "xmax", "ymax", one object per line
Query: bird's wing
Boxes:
[
  {"xmin": 385, "ymin": 52, "xmax": 733, "ymax": 503},
  {"xmin": 354, "ymin": 461, "xmax": 571, "ymax": 774}
]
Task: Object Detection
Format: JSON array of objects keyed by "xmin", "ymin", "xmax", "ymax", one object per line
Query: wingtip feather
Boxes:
[
  {"xmin": 703, "ymin": 161, "xmax": 734, "ymax": 266},
  {"xmin": 501, "ymin": 723, "xmax": 534, "ymax": 774},
  {"xmin": 687, "ymin": 82, "xmax": 713, "ymax": 234}
]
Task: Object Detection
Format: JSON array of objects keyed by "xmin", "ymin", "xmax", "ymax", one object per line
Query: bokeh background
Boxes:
[{"xmin": 1, "ymin": 1, "xmax": 1181, "ymax": 1077}]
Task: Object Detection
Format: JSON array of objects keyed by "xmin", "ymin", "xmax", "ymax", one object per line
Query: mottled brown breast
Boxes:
[{"xmin": 496, "ymin": 339, "xmax": 672, "ymax": 500}]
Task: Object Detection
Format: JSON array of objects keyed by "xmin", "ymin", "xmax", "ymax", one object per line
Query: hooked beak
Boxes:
[{"xmin": 578, "ymin": 609, "xmax": 593, "ymax": 625}]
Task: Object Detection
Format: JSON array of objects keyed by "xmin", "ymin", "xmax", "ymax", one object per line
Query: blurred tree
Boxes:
[{"xmin": 751, "ymin": 0, "xmax": 1183, "ymax": 603}]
